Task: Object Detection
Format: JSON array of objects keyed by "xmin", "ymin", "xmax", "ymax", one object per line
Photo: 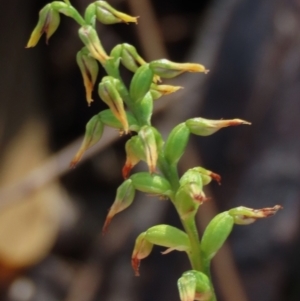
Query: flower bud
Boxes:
[
  {"xmin": 70, "ymin": 114, "xmax": 104, "ymax": 168},
  {"xmin": 129, "ymin": 64, "xmax": 154, "ymax": 102},
  {"xmin": 95, "ymin": 1, "xmax": 138, "ymax": 24},
  {"xmin": 98, "ymin": 77, "xmax": 129, "ymax": 133},
  {"xmin": 191, "ymin": 167, "xmax": 221, "ymax": 185},
  {"xmin": 130, "ymin": 172, "xmax": 173, "ymax": 198},
  {"xmin": 164, "ymin": 123, "xmax": 190, "ymax": 165},
  {"xmin": 122, "ymin": 136, "xmax": 146, "ymax": 179},
  {"xmin": 102, "ymin": 179, "xmax": 135, "ymax": 233},
  {"xmin": 131, "ymin": 232, "xmax": 153, "ymax": 276},
  {"xmin": 78, "ymin": 25, "xmax": 110, "ymax": 65},
  {"xmin": 228, "ymin": 205, "xmax": 283, "ymax": 225},
  {"xmin": 175, "ymin": 181, "xmax": 206, "ymax": 220},
  {"xmin": 201, "ymin": 212, "xmax": 234, "ymax": 261},
  {"xmin": 178, "ymin": 270, "xmax": 212, "ymax": 301},
  {"xmin": 132, "ymin": 225, "xmax": 190, "ymax": 276},
  {"xmin": 150, "ymin": 59, "xmax": 208, "ymax": 79},
  {"xmin": 26, "ymin": 4, "xmax": 60, "ymax": 47},
  {"xmin": 99, "ymin": 109, "xmax": 139, "ymax": 132},
  {"xmin": 150, "ymin": 84, "xmax": 183, "ymax": 100},
  {"xmin": 138, "ymin": 126, "xmax": 158, "ymax": 174},
  {"xmin": 120, "ymin": 43, "xmax": 146, "ymax": 72},
  {"xmin": 76, "ymin": 48, "xmax": 99, "ymax": 106},
  {"xmin": 185, "ymin": 118, "xmax": 251, "ymax": 136}
]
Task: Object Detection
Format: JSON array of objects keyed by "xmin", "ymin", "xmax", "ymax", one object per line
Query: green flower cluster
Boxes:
[{"xmin": 27, "ymin": 1, "xmax": 282, "ymax": 300}]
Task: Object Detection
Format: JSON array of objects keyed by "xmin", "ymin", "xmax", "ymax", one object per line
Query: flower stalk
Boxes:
[{"xmin": 27, "ymin": 2, "xmax": 282, "ymax": 301}]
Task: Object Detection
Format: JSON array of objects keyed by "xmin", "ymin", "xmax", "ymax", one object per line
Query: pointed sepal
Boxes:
[
  {"xmin": 76, "ymin": 47, "xmax": 99, "ymax": 106},
  {"xmin": 185, "ymin": 118, "xmax": 251, "ymax": 136},
  {"xmin": 122, "ymin": 135, "xmax": 146, "ymax": 179},
  {"xmin": 150, "ymin": 59, "xmax": 208, "ymax": 78},
  {"xmin": 228, "ymin": 205, "xmax": 283, "ymax": 225},
  {"xmin": 102, "ymin": 179, "xmax": 135, "ymax": 233},
  {"xmin": 95, "ymin": 1, "xmax": 138, "ymax": 24},
  {"xmin": 70, "ymin": 114, "xmax": 104, "ymax": 167},
  {"xmin": 79, "ymin": 25, "xmax": 110, "ymax": 65}
]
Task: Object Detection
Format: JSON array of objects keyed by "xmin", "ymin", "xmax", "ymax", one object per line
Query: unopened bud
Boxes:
[
  {"xmin": 175, "ymin": 179, "xmax": 206, "ymax": 220},
  {"xmin": 102, "ymin": 179, "xmax": 135, "ymax": 233},
  {"xmin": 131, "ymin": 232, "xmax": 153, "ymax": 276},
  {"xmin": 150, "ymin": 59, "xmax": 208, "ymax": 79},
  {"xmin": 76, "ymin": 48, "xmax": 99, "ymax": 106},
  {"xmin": 228, "ymin": 205, "xmax": 283, "ymax": 225},
  {"xmin": 191, "ymin": 167, "xmax": 221, "ymax": 185},
  {"xmin": 70, "ymin": 114, "xmax": 104, "ymax": 167},
  {"xmin": 120, "ymin": 43, "xmax": 146, "ymax": 72},
  {"xmin": 122, "ymin": 136, "xmax": 146, "ymax": 179},
  {"xmin": 178, "ymin": 270, "xmax": 212, "ymax": 301},
  {"xmin": 186, "ymin": 118, "xmax": 251, "ymax": 136},
  {"xmin": 95, "ymin": 1, "xmax": 138, "ymax": 24},
  {"xmin": 132, "ymin": 225, "xmax": 190, "ymax": 276},
  {"xmin": 98, "ymin": 77, "xmax": 129, "ymax": 133},
  {"xmin": 79, "ymin": 25, "xmax": 110, "ymax": 64},
  {"xmin": 138, "ymin": 126, "xmax": 158, "ymax": 174},
  {"xmin": 26, "ymin": 4, "xmax": 60, "ymax": 47}
]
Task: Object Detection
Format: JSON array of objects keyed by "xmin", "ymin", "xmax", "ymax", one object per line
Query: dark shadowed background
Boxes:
[{"xmin": 0, "ymin": 0, "xmax": 300, "ymax": 301}]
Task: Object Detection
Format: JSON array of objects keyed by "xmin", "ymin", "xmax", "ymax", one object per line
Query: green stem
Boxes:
[{"xmin": 180, "ymin": 215, "xmax": 202, "ymax": 271}]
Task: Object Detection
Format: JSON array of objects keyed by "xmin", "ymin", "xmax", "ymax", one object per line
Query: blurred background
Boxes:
[{"xmin": 0, "ymin": 0, "xmax": 300, "ymax": 300}]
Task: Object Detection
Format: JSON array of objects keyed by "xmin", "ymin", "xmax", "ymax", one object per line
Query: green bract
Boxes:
[
  {"xmin": 201, "ymin": 212, "xmax": 234, "ymax": 261},
  {"xmin": 164, "ymin": 123, "xmax": 190, "ymax": 165}
]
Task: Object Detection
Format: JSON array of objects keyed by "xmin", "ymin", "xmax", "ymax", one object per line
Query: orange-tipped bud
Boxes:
[
  {"xmin": 132, "ymin": 225, "xmax": 190, "ymax": 276},
  {"xmin": 186, "ymin": 118, "xmax": 251, "ymax": 136},
  {"xmin": 191, "ymin": 167, "xmax": 221, "ymax": 185},
  {"xmin": 78, "ymin": 25, "xmax": 110, "ymax": 65},
  {"xmin": 138, "ymin": 126, "xmax": 158, "ymax": 174},
  {"xmin": 229, "ymin": 205, "xmax": 283, "ymax": 225},
  {"xmin": 102, "ymin": 179, "xmax": 135, "ymax": 233},
  {"xmin": 76, "ymin": 48, "xmax": 99, "ymax": 106},
  {"xmin": 95, "ymin": 1, "xmax": 138, "ymax": 24},
  {"xmin": 131, "ymin": 233, "xmax": 153, "ymax": 276},
  {"xmin": 98, "ymin": 77, "xmax": 129, "ymax": 133},
  {"xmin": 150, "ymin": 59, "xmax": 208, "ymax": 79},
  {"xmin": 70, "ymin": 114, "xmax": 104, "ymax": 168},
  {"xmin": 122, "ymin": 136, "xmax": 146, "ymax": 179},
  {"xmin": 26, "ymin": 4, "xmax": 60, "ymax": 47}
]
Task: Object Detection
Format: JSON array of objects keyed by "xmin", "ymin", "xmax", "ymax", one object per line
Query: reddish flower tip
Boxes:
[
  {"xmin": 210, "ymin": 172, "xmax": 221, "ymax": 184},
  {"xmin": 102, "ymin": 215, "xmax": 113, "ymax": 235},
  {"xmin": 122, "ymin": 163, "xmax": 133, "ymax": 179},
  {"xmin": 131, "ymin": 257, "xmax": 141, "ymax": 276}
]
